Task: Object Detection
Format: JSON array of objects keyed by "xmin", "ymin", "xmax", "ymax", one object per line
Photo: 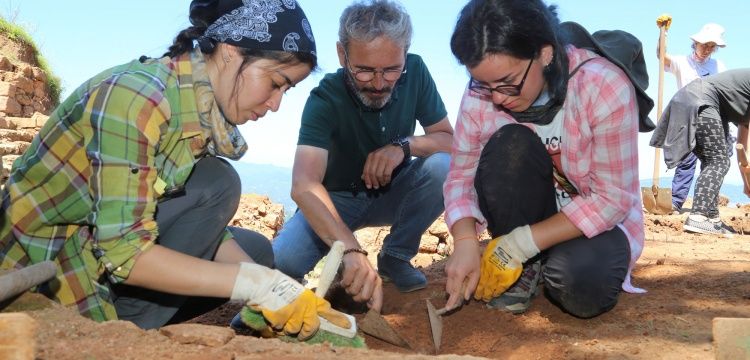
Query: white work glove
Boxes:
[{"xmin": 231, "ymin": 262, "xmax": 350, "ymax": 340}]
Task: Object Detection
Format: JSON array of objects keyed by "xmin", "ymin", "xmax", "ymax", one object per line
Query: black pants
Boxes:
[
  {"xmin": 111, "ymin": 157, "xmax": 273, "ymax": 329},
  {"xmin": 692, "ymin": 115, "xmax": 731, "ymax": 218},
  {"xmin": 475, "ymin": 125, "xmax": 630, "ymax": 318}
]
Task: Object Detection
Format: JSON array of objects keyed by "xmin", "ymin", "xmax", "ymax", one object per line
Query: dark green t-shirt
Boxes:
[{"xmin": 298, "ymin": 54, "xmax": 448, "ymax": 191}]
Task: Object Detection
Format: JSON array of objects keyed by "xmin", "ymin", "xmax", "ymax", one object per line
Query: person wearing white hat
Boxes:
[{"xmin": 658, "ymin": 20, "xmax": 728, "ymax": 213}]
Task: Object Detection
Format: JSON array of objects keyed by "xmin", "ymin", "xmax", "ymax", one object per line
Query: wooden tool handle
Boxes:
[
  {"xmin": 315, "ymin": 241, "xmax": 345, "ymax": 297},
  {"xmin": 0, "ymin": 261, "xmax": 56, "ymax": 303},
  {"xmin": 737, "ymin": 144, "xmax": 749, "ymax": 167},
  {"xmin": 735, "ymin": 144, "xmax": 750, "ymax": 192},
  {"xmin": 653, "ymin": 25, "xmax": 667, "ymax": 186},
  {"xmin": 436, "ymin": 279, "xmax": 470, "ymax": 315},
  {"xmin": 314, "ymin": 241, "xmax": 357, "ymax": 338}
]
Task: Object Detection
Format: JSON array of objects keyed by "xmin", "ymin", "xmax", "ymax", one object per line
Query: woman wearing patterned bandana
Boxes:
[{"xmin": 0, "ymin": 0, "xmax": 350, "ymax": 338}]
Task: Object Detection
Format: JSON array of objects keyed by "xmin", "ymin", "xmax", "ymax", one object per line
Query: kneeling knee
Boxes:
[
  {"xmin": 422, "ymin": 152, "xmax": 450, "ymax": 180},
  {"xmin": 546, "ymin": 282, "xmax": 620, "ymax": 319},
  {"xmin": 557, "ymin": 295, "xmax": 617, "ymax": 319}
]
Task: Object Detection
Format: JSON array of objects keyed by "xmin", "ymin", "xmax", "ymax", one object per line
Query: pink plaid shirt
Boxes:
[{"xmin": 443, "ymin": 46, "xmax": 645, "ymax": 293}]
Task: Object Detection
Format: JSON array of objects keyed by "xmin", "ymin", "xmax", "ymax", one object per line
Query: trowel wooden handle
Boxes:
[
  {"xmin": 435, "ymin": 307, "xmax": 449, "ymax": 316},
  {"xmin": 0, "ymin": 261, "xmax": 56, "ymax": 303},
  {"xmin": 315, "ymin": 241, "xmax": 345, "ymax": 297},
  {"xmin": 436, "ymin": 279, "xmax": 470, "ymax": 315},
  {"xmin": 735, "ymin": 144, "xmax": 750, "ymax": 191},
  {"xmin": 313, "ymin": 241, "xmax": 358, "ymax": 338},
  {"xmin": 736, "ymin": 144, "xmax": 749, "ymax": 167}
]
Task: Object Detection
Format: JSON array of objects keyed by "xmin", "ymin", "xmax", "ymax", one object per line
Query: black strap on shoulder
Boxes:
[{"xmin": 568, "ymin": 58, "xmax": 597, "ymax": 79}]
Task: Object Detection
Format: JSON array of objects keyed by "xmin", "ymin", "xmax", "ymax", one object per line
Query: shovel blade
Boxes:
[
  {"xmin": 426, "ymin": 299, "xmax": 443, "ymax": 353},
  {"xmin": 358, "ymin": 309, "xmax": 410, "ymax": 349},
  {"xmin": 642, "ymin": 186, "xmax": 673, "ymax": 215}
]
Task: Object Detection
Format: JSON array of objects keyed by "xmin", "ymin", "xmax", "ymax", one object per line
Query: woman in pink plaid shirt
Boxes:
[{"xmin": 441, "ymin": 0, "xmax": 651, "ymax": 318}]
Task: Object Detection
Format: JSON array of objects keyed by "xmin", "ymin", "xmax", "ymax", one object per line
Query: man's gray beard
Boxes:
[{"xmin": 345, "ymin": 72, "xmax": 392, "ymax": 109}]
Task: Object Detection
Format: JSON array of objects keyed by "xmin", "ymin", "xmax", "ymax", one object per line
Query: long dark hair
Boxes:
[
  {"xmin": 450, "ymin": 0, "xmax": 568, "ymax": 106},
  {"xmin": 164, "ymin": 1, "xmax": 317, "ymax": 70}
]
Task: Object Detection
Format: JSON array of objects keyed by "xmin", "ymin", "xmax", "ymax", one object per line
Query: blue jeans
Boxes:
[
  {"xmin": 671, "ymin": 153, "xmax": 697, "ymax": 210},
  {"xmin": 273, "ymin": 152, "xmax": 450, "ymax": 279}
]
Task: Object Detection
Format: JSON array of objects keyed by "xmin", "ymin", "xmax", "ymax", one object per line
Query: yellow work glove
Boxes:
[
  {"xmin": 656, "ymin": 14, "xmax": 672, "ymax": 30},
  {"xmin": 474, "ymin": 225, "xmax": 540, "ymax": 302},
  {"xmin": 231, "ymin": 263, "xmax": 351, "ymax": 340}
]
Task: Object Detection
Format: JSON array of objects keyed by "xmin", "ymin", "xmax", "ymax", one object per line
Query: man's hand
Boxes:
[
  {"xmin": 444, "ymin": 238, "xmax": 480, "ymax": 310},
  {"xmin": 341, "ymin": 251, "xmax": 383, "ymax": 312},
  {"xmin": 656, "ymin": 14, "xmax": 672, "ymax": 30},
  {"xmin": 361, "ymin": 144, "xmax": 404, "ymax": 189},
  {"xmin": 231, "ymin": 263, "xmax": 351, "ymax": 340},
  {"xmin": 474, "ymin": 225, "xmax": 540, "ymax": 302}
]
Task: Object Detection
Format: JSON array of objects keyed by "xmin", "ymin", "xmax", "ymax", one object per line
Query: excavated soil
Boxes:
[{"xmin": 4, "ymin": 204, "xmax": 750, "ymax": 359}]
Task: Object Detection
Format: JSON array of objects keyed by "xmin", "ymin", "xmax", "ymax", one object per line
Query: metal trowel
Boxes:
[
  {"xmin": 426, "ymin": 300, "xmax": 449, "ymax": 353},
  {"xmin": 358, "ymin": 308, "xmax": 411, "ymax": 348},
  {"xmin": 427, "ymin": 281, "xmax": 468, "ymax": 353}
]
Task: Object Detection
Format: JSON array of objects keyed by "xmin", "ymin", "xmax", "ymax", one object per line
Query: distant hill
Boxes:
[{"xmin": 229, "ymin": 161, "xmax": 296, "ymax": 218}]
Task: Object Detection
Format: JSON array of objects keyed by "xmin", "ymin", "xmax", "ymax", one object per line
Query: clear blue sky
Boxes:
[{"xmin": 5, "ymin": 0, "xmax": 749, "ymax": 185}]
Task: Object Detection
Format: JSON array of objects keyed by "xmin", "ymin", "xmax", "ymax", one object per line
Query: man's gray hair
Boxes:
[{"xmin": 338, "ymin": 0, "xmax": 412, "ymax": 52}]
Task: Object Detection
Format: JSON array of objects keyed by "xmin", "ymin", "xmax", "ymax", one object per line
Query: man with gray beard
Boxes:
[{"xmin": 271, "ymin": 0, "xmax": 453, "ymax": 310}]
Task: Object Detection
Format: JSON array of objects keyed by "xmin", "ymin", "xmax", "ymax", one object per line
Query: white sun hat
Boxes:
[{"xmin": 690, "ymin": 23, "xmax": 726, "ymax": 47}]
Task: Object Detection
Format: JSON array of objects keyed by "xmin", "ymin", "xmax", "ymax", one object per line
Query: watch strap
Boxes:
[{"xmin": 392, "ymin": 137, "xmax": 410, "ymax": 162}]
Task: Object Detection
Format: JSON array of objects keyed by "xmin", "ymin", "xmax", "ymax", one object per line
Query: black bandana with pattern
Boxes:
[{"xmin": 196, "ymin": 0, "xmax": 316, "ymax": 55}]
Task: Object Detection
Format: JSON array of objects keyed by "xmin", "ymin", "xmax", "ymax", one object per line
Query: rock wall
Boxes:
[
  {"xmin": 0, "ymin": 81, "xmax": 52, "ymax": 190},
  {"xmin": 0, "ymin": 55, "xmax": 54, "ymax": 118},
  {"xmin": 0, "ymin": 112, "xmax": 48, "ymax": 189},
  {"xmin": 0, "ymin": 33, "xmax": 55, "ymax": 190}
]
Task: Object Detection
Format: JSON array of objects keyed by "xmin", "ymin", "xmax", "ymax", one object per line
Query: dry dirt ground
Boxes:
[{"xmin": 4, "ymin": 204, "xmax": 749, "ymax": 359}]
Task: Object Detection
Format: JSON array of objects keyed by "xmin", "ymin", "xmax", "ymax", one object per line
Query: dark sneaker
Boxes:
[
  {"xmin": 487, "ymin": 259, "xmax": 541, "ymax": 314},
  {"xmin": 683, "ymin": 215, "xmax": 735, "ymax": 238},
  {"xmin": 377, "ymin": 253, "xmax": 427, "ymax": 293}
]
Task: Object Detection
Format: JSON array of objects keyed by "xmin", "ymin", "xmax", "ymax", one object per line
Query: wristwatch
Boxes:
[{"xmin": 391, "ymin": 136, "xmax": 410, "ymax": 163}]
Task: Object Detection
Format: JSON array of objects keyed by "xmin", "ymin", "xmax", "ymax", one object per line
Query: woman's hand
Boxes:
[
  {"xmin": 231, "ymin": 263, "xmax": 351, "ymax": 340},
  {"xmin": 444, "ymin": 238, "xmax": 480, "ymax": 310}
]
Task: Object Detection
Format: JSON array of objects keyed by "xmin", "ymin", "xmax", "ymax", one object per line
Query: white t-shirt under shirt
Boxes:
[{"xmin": 666, "ymin": 54, "xmax": 726, "ymax": 88}]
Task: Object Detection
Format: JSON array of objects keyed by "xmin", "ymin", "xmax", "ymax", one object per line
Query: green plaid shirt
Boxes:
[{"xmin": 0, "ymin": 52, "xmax": 228, "ymax": 321}]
